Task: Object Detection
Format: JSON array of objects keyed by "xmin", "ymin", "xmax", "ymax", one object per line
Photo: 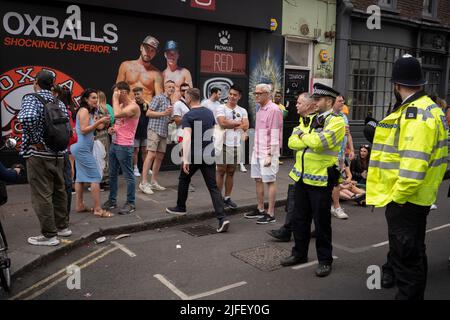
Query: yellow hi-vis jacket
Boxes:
[
  {"xmin": 367, "ymin": 93, "xmax": 449, "ymax": 207},
  {"xmin": 288, "ymin": 112, "xmax": 346, "ymax": 187}
]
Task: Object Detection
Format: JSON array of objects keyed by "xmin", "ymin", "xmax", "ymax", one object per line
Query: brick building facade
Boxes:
[{"xmin": 335, "ymin": 0, "xmax": 450, "ymax": 122}]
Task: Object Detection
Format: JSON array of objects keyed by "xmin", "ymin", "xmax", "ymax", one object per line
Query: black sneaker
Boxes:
[
  {"xmin": 256, "ymin": 214, "xmax": 276, "ymax": 225},
  {"xmin": 223, "ymin": 198, "xmax": 238, "ymax": 209},
  {"xmin": 217, "ymin": 220, "xmax": 230, "ymax": 233},
  {"xmin": 119, "ymin": 203, "xmax": 136, "ymax": 215},
  {"xmin": 166, "ymin": 207, "xmax": 187, "ymax": 216},
  {"xmin": 102, "ymin": 200, "xmax": 117, "ymax": 210},
  {"xmin": 244, "ymin": 209, "xmax": 265, "ymax": 219}
]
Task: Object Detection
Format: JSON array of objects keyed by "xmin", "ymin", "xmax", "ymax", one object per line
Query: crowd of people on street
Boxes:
[{"xmin": 1, "ymin": 51, "xmax": 448, "ymax": 300}]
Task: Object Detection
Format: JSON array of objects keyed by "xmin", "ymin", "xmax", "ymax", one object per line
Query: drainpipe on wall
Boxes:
[{"xmin": 334, "ymin": 0, "xmax": 353, "ymax": 98}]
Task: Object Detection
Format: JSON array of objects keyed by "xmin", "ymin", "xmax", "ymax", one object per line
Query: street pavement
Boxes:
[
  {"xmin": 0, "ymin": 160, "xmax": 293, "ymax": 280},
  {"xmin": 1, "ymin": 174, "xmax": 449, "ymax": 300}
]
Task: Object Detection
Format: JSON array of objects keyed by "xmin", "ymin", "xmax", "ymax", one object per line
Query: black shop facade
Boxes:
[{"xmin": 0, "ymin": 0, "xmax": 283, "ymax": 170}]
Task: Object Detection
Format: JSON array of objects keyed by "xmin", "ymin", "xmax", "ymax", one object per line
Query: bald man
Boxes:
[{"xmin": 116, "ymin": 35, "xmax": 164, "ymax": 103}]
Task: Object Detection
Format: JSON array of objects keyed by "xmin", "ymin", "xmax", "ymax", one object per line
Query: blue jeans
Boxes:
[{"xmin": 109, "ymin": 144, "xmax": 135, "ymax": 205}]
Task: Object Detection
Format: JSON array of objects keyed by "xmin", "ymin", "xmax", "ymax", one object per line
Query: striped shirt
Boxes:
[{"xmin": 18, "ymin": 90, "xmax": 68, "ymax": 159}]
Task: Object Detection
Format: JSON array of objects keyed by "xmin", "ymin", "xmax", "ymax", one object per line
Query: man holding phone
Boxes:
[{"xmin": 103, "ymin": 81, "xmax": 140, "ymax": 215}]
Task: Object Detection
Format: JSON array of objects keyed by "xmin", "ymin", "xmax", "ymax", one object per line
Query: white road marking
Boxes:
[
  {"xmin": 292, "ymin": 256, "xmax": 339, "ymax": 270},
  {"xmin": 154, "ymin": 274, "xmax": 247, "ymax": 300},
  {"xmin": 369, "ymin": 223, "xmax": 450, "ymax": 249},
  {"xmin": 154, "ymin": 274, "xmax": 189, "ymax": 300},
  {"xmin": 111, "ymin": 241, "xmax": 137, "ymax": 258},
  {"xmin": 371, "ymin": 241, "xmax": 389, "ymax": 248},
  {"xmin": 23, "ymin": 246, "xmax": 119, "ymax": 300},
  {"xmin": 189, "ymin": 282, "xmax": 247, "ymax": 300},
  {"xmin": 426, "ymin": 223, "xmax": 450, "ymax": 233},
  {"xmin": 10, "ymin": 246, "xmax": 108, "ymax": 300}
]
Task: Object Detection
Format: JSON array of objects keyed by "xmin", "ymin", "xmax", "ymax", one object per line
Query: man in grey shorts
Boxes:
[
  {"xmin": 140, "ymin": 80, "xmax": 175, "ymax": 194},
  {"xmin": 216, "ymin": 86, "xmax": 249, "ymax": 209}
]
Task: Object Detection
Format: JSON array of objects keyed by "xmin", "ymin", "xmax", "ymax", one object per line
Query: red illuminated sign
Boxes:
[
  {"xmin": 190, "ymin": 0, "xmax": 216, "ymax": 11},
  {"xmin": 201, "ymin": 50, "xmax": 247, "ymax": 75}
]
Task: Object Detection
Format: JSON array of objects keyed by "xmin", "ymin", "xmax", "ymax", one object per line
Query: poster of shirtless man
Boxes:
[
  {"xmin": 116, "ymin": 35, "xmax": 164, "ymax": 102},
  {"xmin": 162, "ymin": 40, "xmax": 193, "ymax": 101}
]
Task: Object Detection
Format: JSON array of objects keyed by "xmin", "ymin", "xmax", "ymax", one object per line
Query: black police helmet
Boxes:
[{"xmin": 391, "ymin": 54, "xmax": 427, "ymax": 87}]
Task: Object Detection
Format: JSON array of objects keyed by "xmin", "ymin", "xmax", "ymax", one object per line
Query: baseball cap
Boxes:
[
  {"xmin": 164, "ymin": 40, "xmax": 179, "ymax": 52},
  {"xmin": 142, "ymin": 35, "xmax": 159, "ymax": 50},
  {"xmin": 36, "ymin": 70, "xmax": 55, "ymax": 91}
]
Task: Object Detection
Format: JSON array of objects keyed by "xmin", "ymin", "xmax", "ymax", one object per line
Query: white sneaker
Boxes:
[
  {"xmin": 149, "ymin": 170, "xmax": 153, "ymax": 175},
  {"xmin": 57, "ymin": 228, "xmax": 73, "ymax": 237},
  {"xmin": 139, "ymin": 183, "xmax": 154, "ymax": 195},
  {"xmin": 330, "ymin": 205, "xmax": 336, "ymax": 215},
  {"xmin": 133, "ymin": 167, "xmax": 141, "ymax": 177},
  {"xmin": 28, "ymin": 235, "xmax": 60, "ymax": 246},
  {"xmin": 240, "ymin": 164, "xmax": 247, "ymax": 172},
  {"xmin": 332, "ymin": 207, "xmax": 349, "ymax": 219},
  {"xmin": 430, "ymin": 204, "xmax": 438, "ymax": 210},
  {"xmin": 150, "ymin": 182, "xmax": 166, "ymax": 191}
]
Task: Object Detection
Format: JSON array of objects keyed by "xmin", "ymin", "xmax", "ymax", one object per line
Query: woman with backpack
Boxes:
[{"xmin": 71, "ymin": 89, "xmax": 113, "ymax": 218}]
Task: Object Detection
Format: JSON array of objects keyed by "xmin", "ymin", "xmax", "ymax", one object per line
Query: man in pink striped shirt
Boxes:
[{"xmin": 244, "ymin": 84, "xmax": 283, "ymax": 224}]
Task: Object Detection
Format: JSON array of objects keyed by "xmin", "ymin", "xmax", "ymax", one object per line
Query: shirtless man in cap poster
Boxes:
[
  {"xmin": 162, "ymin": 40, "xmax": 193, "ymax": 101},
  {"xmin": 116, "ymin": 36, "xmax": 164, "ymax": 103}
]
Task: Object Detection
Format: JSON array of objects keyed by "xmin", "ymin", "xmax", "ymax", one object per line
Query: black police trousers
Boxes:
[
  {"xmin": 278, "ymin": 184, "xmax": 296, "ymax": 236},
  {"xmin": 384, "ymin": 202, "xmax": 429, "ymax": 300},
  {"xmin": 291, "ymin": 181, "xmax": 333, "ymax": 265}
]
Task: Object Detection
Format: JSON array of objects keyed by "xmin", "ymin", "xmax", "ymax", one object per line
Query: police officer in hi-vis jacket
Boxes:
[
  {"xmin": 365, "ymin": 54, "xmax": 448, "ymax": 300},
  {"xmin": 281, "ymin": 83, "xmax": 345, "ymax": 278}
]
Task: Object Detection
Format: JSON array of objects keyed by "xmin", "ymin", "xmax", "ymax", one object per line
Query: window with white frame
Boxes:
[{"xmin": 285, "ymin": 40, "xmax": 310, "ymax": 68}]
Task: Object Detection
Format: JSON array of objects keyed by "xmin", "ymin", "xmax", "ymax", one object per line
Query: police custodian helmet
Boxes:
[{"xmin": 391, "ymin": 54, "xmax": 427, "ymax": 87}]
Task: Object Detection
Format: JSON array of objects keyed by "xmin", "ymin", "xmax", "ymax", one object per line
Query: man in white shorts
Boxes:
[{"xmin": 244, "ymin": 84, "xmax": 283, "ymax": 224}]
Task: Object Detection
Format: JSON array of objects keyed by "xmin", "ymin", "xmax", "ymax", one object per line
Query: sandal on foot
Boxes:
[
  {"xmin": 94, "ymin": 209, "xmax": 114, "ymax": 218},
  {"xmin": 76, "ymin": 205, "xmax": 94, "ymax": 213}
]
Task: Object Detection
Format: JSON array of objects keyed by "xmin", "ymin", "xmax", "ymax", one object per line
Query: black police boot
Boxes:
[
  {"xmin": 280, "ymin": 255, "xmax": 308, "ymax": 267},
  {"xmin": 267, "ymin": 229, "xmax": 291, "ymax": 242},
  {"xmin": 381, "ymin": 272, "xmax": 395, "ymax": 289},
  {"xmin": 315, "ymin": 264, "xmax": 332, "ymax": 277}
]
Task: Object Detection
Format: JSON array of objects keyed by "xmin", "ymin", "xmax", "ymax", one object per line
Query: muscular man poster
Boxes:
[
  {"xmin": 116, "ymin": 35, "xmax": 164, "ymax": 103},
  {"xmin": 162, "ymin": 40, "xmax": 193, "ymax": 101}
]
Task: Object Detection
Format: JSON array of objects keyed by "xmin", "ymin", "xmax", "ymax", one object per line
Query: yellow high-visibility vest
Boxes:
[
  {"xmin": 288, "ymin": 112, "xmax": 345, "ymax": 187},
  {"xmin": 367, "ymin": 94, "xmax": 449, "ymax": 207}
]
